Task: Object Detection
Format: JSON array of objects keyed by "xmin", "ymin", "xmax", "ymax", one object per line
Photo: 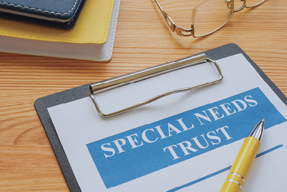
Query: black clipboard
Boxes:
[{"xmin": 34, "ymin": 43, "xmax": 287, "ymax": 191}]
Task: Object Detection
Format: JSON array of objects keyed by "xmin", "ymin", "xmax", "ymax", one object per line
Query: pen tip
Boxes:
[{"xmin": 249, "ymin": 119, "xmax": 265, "ymax": 141}]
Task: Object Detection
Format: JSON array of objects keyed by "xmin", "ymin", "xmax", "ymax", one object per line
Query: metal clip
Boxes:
[{"xmin": 89, "ymin": 54, "xmax": 223, "ymax": 117}]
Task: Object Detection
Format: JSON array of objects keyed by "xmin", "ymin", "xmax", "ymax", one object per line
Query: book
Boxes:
[
  {"xmin": 0, "ymin": 0, "xmax": 121, "ymax": 61},
  {"xmin": 35, "ymin": 44, "xmax": 287, "ymax": 191},
  {"xmin": 0, "ymin": 0, "xmax": 86, "ymax": 28}
]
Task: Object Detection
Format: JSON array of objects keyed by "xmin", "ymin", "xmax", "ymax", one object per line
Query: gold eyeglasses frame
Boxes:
[{"xmin": 154, "ymin": 0, "xmax": 266, "ymax": 37}]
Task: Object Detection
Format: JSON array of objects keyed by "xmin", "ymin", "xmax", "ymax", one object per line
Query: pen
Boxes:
[{"xmin": 220, "ymin": 119, "xmax": 264, "ymax": 192}]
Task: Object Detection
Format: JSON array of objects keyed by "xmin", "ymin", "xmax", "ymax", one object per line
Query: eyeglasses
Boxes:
[{"xmin": 154, "ymin": 0, "xmax": 266, "ymax": 37}]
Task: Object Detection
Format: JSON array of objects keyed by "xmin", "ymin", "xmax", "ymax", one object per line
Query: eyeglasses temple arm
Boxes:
[
  {"xmin": 153, "ymin": 0, "xmax": 193, "ymax": 36},
  {"xmin": 154, "ymin": 0, "xmax": 176, "ymax": 31}
]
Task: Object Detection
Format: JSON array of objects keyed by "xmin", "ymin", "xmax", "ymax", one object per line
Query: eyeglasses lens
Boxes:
[{"xmin": 193, "ymin": 0, "xmax": 233, "ymax": 37}]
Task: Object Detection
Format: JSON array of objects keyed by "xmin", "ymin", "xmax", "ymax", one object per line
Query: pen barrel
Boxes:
[{"xmin": 220, "ymin": 137, "xmax": 261, "ymax": 192}]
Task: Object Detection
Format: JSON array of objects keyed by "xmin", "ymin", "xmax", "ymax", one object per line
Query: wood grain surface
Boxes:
[{"xmin": 0, "ymin": 0, "xmax": 286, "ymax": 191}]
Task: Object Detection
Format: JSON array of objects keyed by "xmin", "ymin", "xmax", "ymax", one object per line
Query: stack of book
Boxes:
[{"xmin": 0, "ymin": 0, "xmax": 121, "ymax": 61}]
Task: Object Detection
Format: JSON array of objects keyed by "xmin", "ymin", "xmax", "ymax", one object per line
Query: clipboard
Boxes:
[{"xmin": 34, "ymin": 43, "xmax": 287, "ymax": 191}]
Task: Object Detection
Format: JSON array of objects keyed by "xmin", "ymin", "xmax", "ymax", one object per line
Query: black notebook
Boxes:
[{"xmin": 0, "ymin": 0, "xmax": 86, "ymax": 28}]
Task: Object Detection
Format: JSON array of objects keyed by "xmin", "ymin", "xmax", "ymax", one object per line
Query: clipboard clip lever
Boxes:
[{"xmin": 89, "ymin": 53, "xmax": 223, "ymax": 117}]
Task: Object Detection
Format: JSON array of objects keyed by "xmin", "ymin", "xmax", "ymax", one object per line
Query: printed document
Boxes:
[{"xmin": 48, "ymin": 54, "xmax": 287, "ymax": 191}]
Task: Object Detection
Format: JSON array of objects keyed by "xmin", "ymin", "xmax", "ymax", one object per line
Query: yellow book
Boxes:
[{"xmin": 0, "ymin": 0, "xmax": 121, "ymax": 61}]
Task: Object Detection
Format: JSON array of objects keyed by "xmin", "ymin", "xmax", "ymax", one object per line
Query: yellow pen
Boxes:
[{"xmin": 220, "ymin": 119, "xmax": 264, "ymax": 192}]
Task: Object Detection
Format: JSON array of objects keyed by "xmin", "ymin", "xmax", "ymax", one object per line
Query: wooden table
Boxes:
[{"xmin": 1, "ymin": 0, "xmax": 286, "ymax": 191}]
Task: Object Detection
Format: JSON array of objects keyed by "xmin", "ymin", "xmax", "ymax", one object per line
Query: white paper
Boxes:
[{"xmin": 48, "ymin": 54, "xmax": 287, "ymax": 192}]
